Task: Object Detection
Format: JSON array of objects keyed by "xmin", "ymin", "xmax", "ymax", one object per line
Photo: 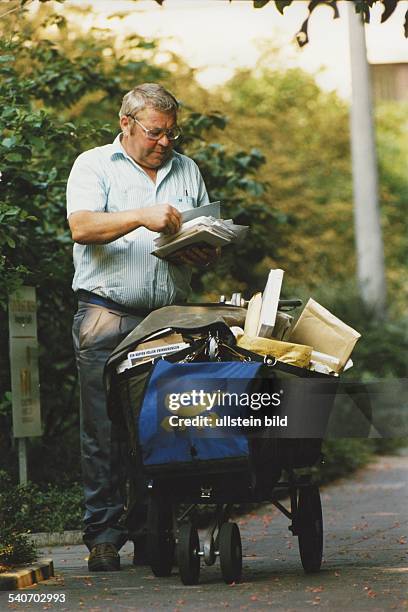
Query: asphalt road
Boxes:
[{"xmin": 2, "ymin": 451, "xmax": 407, "ymax": 611}]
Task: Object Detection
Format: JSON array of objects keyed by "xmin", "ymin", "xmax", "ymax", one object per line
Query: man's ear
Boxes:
[{"xmin": 120, "ymin": 115, "xmax": 131, "ymax": 136}]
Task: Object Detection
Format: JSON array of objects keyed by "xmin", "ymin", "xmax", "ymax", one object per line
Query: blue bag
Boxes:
[{"xmin": 138, "ymin": 360, "xmax": 262, "ymax": 474}]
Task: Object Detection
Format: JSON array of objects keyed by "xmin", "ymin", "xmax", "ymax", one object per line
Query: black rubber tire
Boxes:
[
  {"xmin": 177, "ymin": 523, "xmax": 200, "ymax": 585},
  {"xmin": 297, "ymin": 485, "xmax": 323, "ymax": 573},
  {"xmin": 146, "ymin": 495, "xmax": 174, "ymax": 577},
  {"xmin": 219, "ymin": 522, "xmax": 242, "ymax": 584}
]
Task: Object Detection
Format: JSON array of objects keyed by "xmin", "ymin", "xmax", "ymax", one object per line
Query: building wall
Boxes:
[{"xmin": 370, "ymin": 63, "xmax": 408, "ymax": 102}]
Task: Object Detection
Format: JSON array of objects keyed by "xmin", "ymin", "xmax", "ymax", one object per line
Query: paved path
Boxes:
[{"xmin": 1, "ymin": 452, "xmax": 407, "ymax": 611}]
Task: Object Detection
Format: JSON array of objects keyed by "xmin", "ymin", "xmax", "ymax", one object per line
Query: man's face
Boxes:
[{"xmin": 120, "ymin": 107, "xmax": 177, "ymax": 170}]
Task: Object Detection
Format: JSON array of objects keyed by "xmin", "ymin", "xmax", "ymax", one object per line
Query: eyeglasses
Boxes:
[{"xmin": 127, "ymin": 115, "xmax": 182, "ymax": 141}]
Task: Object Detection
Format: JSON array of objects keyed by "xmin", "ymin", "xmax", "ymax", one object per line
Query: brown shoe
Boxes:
[{"xmin": 88, "ymin": 543, "xmax": 120, "ymax": 572}]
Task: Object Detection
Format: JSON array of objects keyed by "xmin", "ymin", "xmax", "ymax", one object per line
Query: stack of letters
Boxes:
[{"xmin": 151, "ymin": 201, "xmax": 248, "ymax": 261}]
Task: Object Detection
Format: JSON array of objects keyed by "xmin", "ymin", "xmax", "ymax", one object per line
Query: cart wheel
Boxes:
[
  {"xmin": 177, "ymin": 522, "xmax": 200, "ymax": 585},
  {"xmin": 219, "ymin": 522, "xmax": 242, "ymax": 584},
  {"xmin": 146, "ymin": 495, "xmax": 174, "ymax": 577},
  {"xmin": 297, "ymin": 485, "xmax": 323, "ymax": 573}
]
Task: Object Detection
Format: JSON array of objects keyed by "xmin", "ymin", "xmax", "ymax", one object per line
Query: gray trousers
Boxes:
[{"xmin": 72, "ymin": 301, "xmax": 146, "ymax": 551}]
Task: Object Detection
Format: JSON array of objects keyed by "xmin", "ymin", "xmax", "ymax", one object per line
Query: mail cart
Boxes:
[{"xmin": 106, "ymin": 302, "xmax": 338, "ymax": 585}]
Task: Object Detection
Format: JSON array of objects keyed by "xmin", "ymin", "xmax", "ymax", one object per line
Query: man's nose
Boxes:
[{"xmin": 158, "ymin": 133, "xmax": 170, "ymax": 146}]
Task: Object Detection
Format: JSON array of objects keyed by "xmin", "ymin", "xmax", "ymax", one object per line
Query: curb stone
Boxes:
[
  {"xmin": 0, "ymin": 558, "xmax": 54, "ymax": 591},
  {"xmin": 28, "ymin": 530, "xmax": 82, "ymax": 547}
]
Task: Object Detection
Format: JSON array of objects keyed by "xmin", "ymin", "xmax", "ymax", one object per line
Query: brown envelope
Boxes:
[
  {"xmin": 237, "ymin": 334, "xmax": 312, "ymax": 368},
  {"xmin": 288, "ymin": 298, "xmax": 361, "ymax": 372}
]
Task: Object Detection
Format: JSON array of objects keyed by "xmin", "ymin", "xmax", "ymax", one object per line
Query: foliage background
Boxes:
[{"xmin": 0, "ymin": 1, "xmax": 406, "ymax": 530}]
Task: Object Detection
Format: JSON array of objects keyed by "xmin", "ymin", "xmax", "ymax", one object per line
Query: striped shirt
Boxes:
[{"xmin": 66, "ymin": 134, "xmax": 209, "ymax": 309}]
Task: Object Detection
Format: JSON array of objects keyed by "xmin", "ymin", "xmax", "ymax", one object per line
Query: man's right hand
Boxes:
[
  {"xmin": 68, "ymin": 204, "xmax": 182, "ymax": 245},
  {"xmin": 140, "ymin": 204, "xmax": 182, "ymax": 235}
]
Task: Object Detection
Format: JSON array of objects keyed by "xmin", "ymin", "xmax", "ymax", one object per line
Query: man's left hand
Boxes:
[{"xmin": 168, "ymin": 245, "xmax": 221, "ymax": 268}]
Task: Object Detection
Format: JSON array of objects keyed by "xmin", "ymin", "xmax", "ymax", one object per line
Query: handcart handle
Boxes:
[
  {"xmin": 278, "ymin": 299, "xmax": 303, "ymax": 311},
  {"xmin": 218, "ymin": 295, "xmax": 303, "ymax": 311}
]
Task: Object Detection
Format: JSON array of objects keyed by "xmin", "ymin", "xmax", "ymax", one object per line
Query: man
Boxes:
[{"xmin": 67, "ymin": 83, "xmax": 217, "ymax": 571}]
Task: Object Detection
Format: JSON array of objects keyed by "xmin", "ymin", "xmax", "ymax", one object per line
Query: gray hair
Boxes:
[{"xmin": 119, "ymin": 83, "xmax": 179, "ymax": 118}]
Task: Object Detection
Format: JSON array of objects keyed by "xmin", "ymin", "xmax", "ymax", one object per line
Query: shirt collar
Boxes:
[
  {"xmin": 110, "ymin": 133, "xmax": 127, "ymax": 159},
  {"xmin": 109, "ymin": 133, "xmax": 177, "ymax": 170}
]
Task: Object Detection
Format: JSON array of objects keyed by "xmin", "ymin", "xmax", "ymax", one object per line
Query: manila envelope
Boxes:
[
  {"xmin": 288, "ymin": 298, "xmax": 361, "ymax": 371},
  {"xmin": 237, "ymin": 334, "xmax": 313, "ymax": 368}
]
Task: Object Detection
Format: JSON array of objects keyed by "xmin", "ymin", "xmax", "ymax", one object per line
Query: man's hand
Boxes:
[
  {"xmin": 167, "ymin": 245, "xmax": 221, "ymax": 268},
  {"xmin": 140, "ymin": 204, "xmax": 181, "ymax": 235},
  {"xmin": 68, "ymin": 204, "xmax": 182, "ymax": 245}
]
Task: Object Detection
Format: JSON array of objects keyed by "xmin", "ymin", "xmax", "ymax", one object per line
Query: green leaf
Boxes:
[
  {"xmin": 107, "ymin": 12, "xmax": 131, "ymax": 20},
  {"xmin": 2, "ymin": 137, "xmax": 16, "ymax": 149},
  {"xmin": 254, "ymin": 0, "xmax": 270, "ymax": 7},
  {"xmin": 274, "ymin": 0, "xmax": 292, "ymax": 14},
  {"xmin": 296, "ymin": 17, "xmax": 309, "ymax": 47},
  {"xmin": 381, "ymin": 0, "xmax": 398, "ymax": 23},
  {"xmin": 5, "ymin": 236, "xmax": 16, "ymax": 248},
  {"xmin": 136, "ymin": 41, "xmax": 156, "ymax": 49},
  {"xmin": 48, "ymin": 167, "xmax": 58, "ymax": 181},
  {"xmin": 5, "ymin": 152, "xmax": 23, "ymax": 162}
]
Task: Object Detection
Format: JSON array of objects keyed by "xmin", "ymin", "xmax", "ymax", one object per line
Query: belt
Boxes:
[{"xmin": 76, "ymin": 290, "xmax": 151, "ymax": 318}]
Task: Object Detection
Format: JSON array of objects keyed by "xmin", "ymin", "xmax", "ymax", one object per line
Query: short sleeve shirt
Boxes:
[{"xmin": 66, "ymin": 134, "xmax": 209, "ymax": 309}]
